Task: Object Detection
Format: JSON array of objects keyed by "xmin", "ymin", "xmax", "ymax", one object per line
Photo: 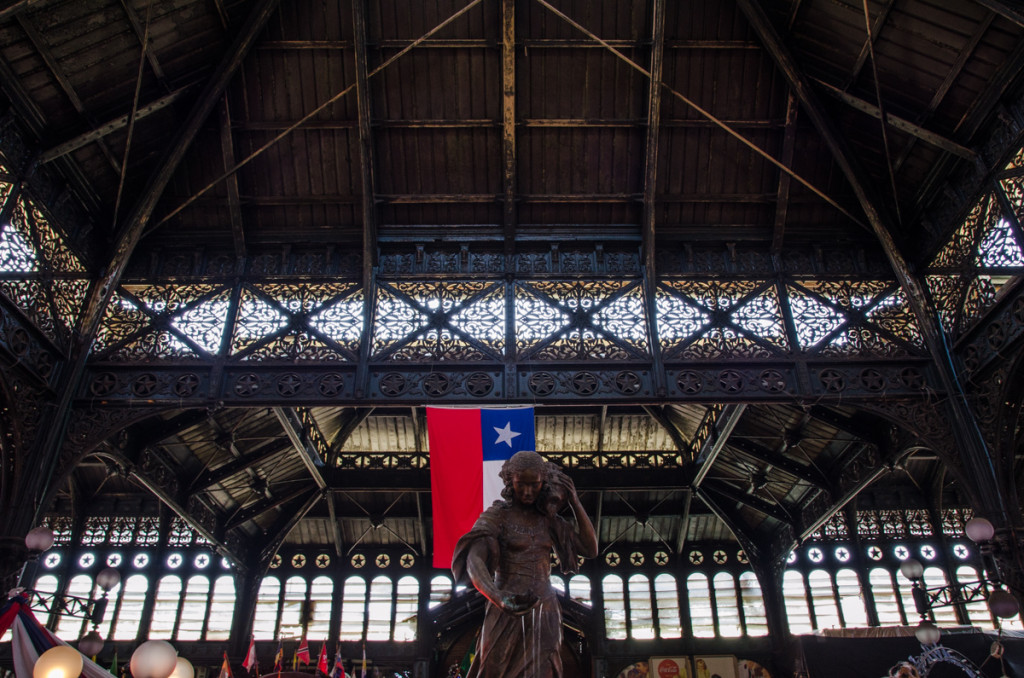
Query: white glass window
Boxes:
[
  {"xmin": 713, "ymin": 572, "xmax": 742, "ymax": 637},
  {"xmin": 280, "ymin": 576, "xmax": 308, "ymax": 640},
  {"xmin": 869, "ymin": 568, "xmax": 902, "ymax": 625},
  {"xmin": 55, "ymin": 574, "xmax": 93, "ymax": 640},
  {"xmin": 956, "ymin": 566, "xmax": 992, "ymax": 628},
  {"xmin": 31, "ymin": 575, "xmax": 60, "ymax": 629},
  {"xmin": 739, "ymin": 571, "xmax": 768, "ymax": 636},
  {"xmin": 550, "ymin": 576, "xmax": 565, "ymax": 594},
  {"xmin": 366, "ymin": 576, "xmax": 393, "ymax": 641},
  {"xmin": 112, "ymin": 575, "xmax": 148, "ymax": 641},
  {"xmin": 783, "ymin": 570, "xmax": 812, "ymax": 634},
  {"xmin": 394, "ymin": 576, "xmax": 419, "ymax": 642},
  {"xmin": 207, "ymin": 575, "xmax": 235, "ymax": 641},
  {"xmin": 253, "ymin": 577, "xmax": 281, "ymax": 639},
  {"xmin": 148, "ymin": 575, "xmax": 182, "ymax": 639},
  {"xmin": 654, "ymin": 573, "xmax": 681, "ymax": 639},
  {"xmin": 687, "ymin": 573, "xmax": 714, "ymax": 638},
  {"xmin": 808, "ymin": 570, "xmax": 840, "ymax": 630},
  {"xmin": 627, "ymin": 574, "xmax": 654, "ymax": 639},
  {"xmin": 177, "ymin": 575, "xmax": 210, "ymax": 640},
  {"xmin": 429, "ymin": 576, "xmax": 452, "ymax": 609},
  {"xmin": 602, "ymin": 574, "xmax": 627, "ymax": 640},
  {"xmin": 923, "ymin": 567, "xmax": 959, "ymax": 626},
  {"xmin": 340, "ymin": 577, "xmax": 367, "ymax": 641},
  {"xmin": 309, "ymin": 576, "xmax": 333, "ymax": 641},
  {"xmin": 835, "ymin": 568, "xmax": 868, "ymax": 627},
  {"xmin": 568, "ymin": 575, "xmax": 592, "ymax": 607}
]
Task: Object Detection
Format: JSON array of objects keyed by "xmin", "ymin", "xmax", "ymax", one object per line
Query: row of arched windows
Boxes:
[{"xmin": 23, "ymin": 556, "xmax": 1021, "ymax": 644}]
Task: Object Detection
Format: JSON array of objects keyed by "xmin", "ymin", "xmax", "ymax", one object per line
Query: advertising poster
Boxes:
[{"xmin": 650, "ymin": 656, "xmax": 692, "ymax": 678}]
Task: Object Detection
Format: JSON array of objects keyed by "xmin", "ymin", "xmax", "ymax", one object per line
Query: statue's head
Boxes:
[{"xmin": 499, "ymin": 450, "xmax": 547, "ymax": 504}]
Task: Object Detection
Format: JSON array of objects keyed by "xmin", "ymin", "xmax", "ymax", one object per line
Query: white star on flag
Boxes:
[{"xmin": 493, "ymin": 421, "xmax": 522, "ymax": 447}]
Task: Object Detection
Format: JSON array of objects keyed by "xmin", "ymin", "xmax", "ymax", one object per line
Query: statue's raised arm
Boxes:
[{"xmin": 451, "ymin": 451, "xmax": 597, "ymax": 678}]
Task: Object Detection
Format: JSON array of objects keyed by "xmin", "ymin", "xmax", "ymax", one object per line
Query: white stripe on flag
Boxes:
[{"xmin": 482, "ymin": 458, "xmax": 506, "ymax": 509}]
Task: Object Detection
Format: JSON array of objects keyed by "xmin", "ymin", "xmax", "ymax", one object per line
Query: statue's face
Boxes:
[{"xmin": 512, "ymin": 468, "xmax": 543, "ymax": 505}]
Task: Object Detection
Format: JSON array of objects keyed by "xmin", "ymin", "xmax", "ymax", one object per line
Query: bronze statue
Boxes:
[{"xmin": 452, "ymin": 450, "xmax": 598, "ymax": 678}]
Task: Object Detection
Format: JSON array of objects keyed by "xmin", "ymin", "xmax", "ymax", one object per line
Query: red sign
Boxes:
[{"xmin": 656, "ymin": 659, "xmax": 680, "ymax": 678}]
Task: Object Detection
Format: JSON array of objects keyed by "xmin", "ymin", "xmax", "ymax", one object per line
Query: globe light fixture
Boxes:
[
  {"xmin": 988, "ymin": 589, "xmax": 1020, "ymax": 619},
  {"xmin": 914, "ymin": 619, "xmax": 941, "ymax": 645},
  {"xmin": 965, "ymin": 516, "xmax": 995, "ymax": 543},
  {"xmin": 130, "ymin": 639, "xmax": 178, "ymax": 678},
  {"xmin": 33, "ymin": 646, "xmax": 83, "ymax": 678},
  {"xmin": 24, "ymin": 526, "xmax": 55, "ymax": 553},
  {"xmin": 95, "ymin": 567, "xmax": 121, "ymax": 592},
  {"xmin": 168, "ymin": 657, "xmax": 195, "ymax": 678},
  {"xmin": 78, "ymin": 630, "xmax": 105, "ymax": 658},
  {"xmin": 899, "ymin": 557, "xmax": 924, "ymax": 581}
]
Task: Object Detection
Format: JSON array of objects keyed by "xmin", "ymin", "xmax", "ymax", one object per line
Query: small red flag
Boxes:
[
  {"xmin": 296, "ymin": 636, "xmax": 311, "ymax": 665},
  {"xmin": 317, "ymin": 644, "xmax": 329, "ymax": 675},
  {"xmin": 219, "ymin": 653, "xmax": 233, "ymax": 678},
  {"xmin": 242, "ymin": 638, "xmax": 256, "ymax": 672}
]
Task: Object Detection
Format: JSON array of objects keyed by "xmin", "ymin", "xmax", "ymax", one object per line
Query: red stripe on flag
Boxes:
[{"xmin": 428, "ymin": 407, "xmax": 484, "ymax": 568}]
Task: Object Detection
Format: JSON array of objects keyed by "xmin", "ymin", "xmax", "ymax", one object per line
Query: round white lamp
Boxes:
[
  {"xmin": 33, "ymin": 646, "xmax": 83, "ymax": 678},
  {"xmin": 914, "ymin": 619, "xmax": 941, "ymax": 645},
  {"xmin": 168, "ymin": 657, "xmax": 194, "ymax": 678},
  {"xmin": 130, "ymin": 640, "xmax": 178, "ymax": 678},
  {"xmin": 78, "ymin": 630, "xmax": 104, "ymax": 657},
  {"xmin": 899, "ymin": 557, "xmax": 924, "ymax": 581},
  {"xmin": 988, "ymin": 589, "xmax": 1021, "ymax": 619},
  {"xmin": 24, "ymin": 526, "xmax": 55, "ymax": 553},
  {"xmin": 96, "ymin": 567, "xmax": 121, "ymax": 592},
  {"xmin": 965, "ymin": 516, "xmax": 995, "ymax": 543}
]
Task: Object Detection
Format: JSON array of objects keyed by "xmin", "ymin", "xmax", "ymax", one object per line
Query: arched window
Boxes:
[
  {"xmin": 568, "ymin": 575, "xmax": 592, "ymax": 607},
  {"xmin": 923, "ymin": 567, "xmax": 958, "ymax": 626},
  {"xmin": 254, "ymin": 577, "xmax": 281, "ymax": 639},
  {"xmin": 149, "ymin": 575, "xmax": 182, "ymax": 639},
  {"xmin": 429, "ymin": 576, "xmax": 452, "ymax": 609},
  {"xmin": 895, "ymin": 568, "xmax": 919, "ymax": 625},
  {"xmin": 113, "ymin": 575, "xmax": 148, "ymax": 641},
  {"xmin": 739, "ymin": 572, "xmax": 768, "ymax": 636},
  {"xmin": 340, "ymin": 577, "xmax": 366, "ymax": 641},
  {"xmin": 869, "ymin": 568, "xmax": 902, "ymax": 625},
  {"xmin": 92, "ymin": 578, "xmax": 121, "ymax": 641},
  {"xmin": 602, "ymin": 574, "xmax": 627, "ymax": 640},
  {"xmin": 280, "ymin": 576, "xmax": 308, "ymax": 640},
  {"xmin": 367, "ymin": 576, "xmax": 393, "ymax": 641},
  {"xmin": 207, "ymin": 576, "xmax": 235, "ymax": 641},
  {"xmin": 687, "ymin": 573, "xmax": 714, "ymax": 638},
  {"xmin": 956, "ymin": 566, "xmax": 993, "ymax": 628},
  {"xmin": 782, "ymin": 570, "xmax": 812, "ymax": 634},
  {"xmin": 178, "ymin": 575, "xmax": 210, "ymax": 640},
  {"xmin": 32, "ymin": 575, "xmax": 59, "ymax": 629},
  {"xmin": 309, "ymin": 577, "xmax": 333, "ymax": 641},
  {"xmin": 835, "ymin": 569, "xmax": 867, "ymax": 627},
  {"xmin": 550, "ymin": 576, "xmax": 565, "ymax": 594},
  {"xmin": 394, "ymin": 576, "xmax": 419, "ymax": 642},
  {"xmin": 713, "ymin": 572, "xmax": 742, "ymax": 637},
  {"xmin": 628, "ymin": 574, "xmax": 654, "ymax": 639},
  {"xmin": 653, "ymin": 573, "xmax": 681, "ymax": 639},
  {"xmin": 808, "ymin": 570, "xmax": 840, "ymax": 630},
  {"xmin": 56, "ymin": 574, "xmax": 93, "ymax": 640}
]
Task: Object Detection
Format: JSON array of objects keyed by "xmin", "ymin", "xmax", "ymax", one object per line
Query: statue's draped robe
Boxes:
[{"xmin": 452, "ymin": 502, "xmax": 584, "ymax": 678}]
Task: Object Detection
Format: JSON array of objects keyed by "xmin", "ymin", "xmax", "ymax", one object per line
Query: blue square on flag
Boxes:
[{"xmin": 480, "ymin": 408, "xmax": 536, "ymax": 461}]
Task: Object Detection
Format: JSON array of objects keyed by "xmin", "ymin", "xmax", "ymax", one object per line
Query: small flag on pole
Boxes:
[
  {"xmin": 242, "ymin": 637, "xmax": 256, "ymax": 673},
  {"xmin": 330, "ymin": 649, "xmax": 346, "ymax": 678},
  {"xmin": 317, "ymin": 644, "xmax": 329, "ymax": 675},
  {"xmin": 274, "ymin": 640, "xmax": 284, "ymax": 673},
  {"xmin": 360, "ymin": 645, "xmax": 367, "ymax": 678},
  {"xmin": 296, "ymin": 636, "xmax": 311, "ymax": 666},
  {"xmin": 220, "ymin": 653, "xmax": 234, "ymax": 678}
]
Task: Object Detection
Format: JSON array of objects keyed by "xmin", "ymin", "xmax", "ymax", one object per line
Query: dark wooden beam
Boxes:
[
  {"xmin": 129, "ymin": 409, "xmax": 211, "ymax": 451},
  {"xmin": 814, "ymin": 79, "xmax": 977, "ymax": 160},
  {"xmin": 274, "ymin": 407, "xmax": 328, "ymax": 490},
  {"xmin": 771, "ymin": 91, "xmax": 798, "ymax": 255},
  {"xmin": 691, "ymin": 404, "xmax": 746, "ymax": 487},
  {"xmin": 0, "ymin": 0, "xmax": 36, "ymax": 22},
  {"xmin": 326, "ymin": 492, "xmax": 345, "ymax": 557},
  {"xmin": 219, "ymin": 94, "xmax": 246, "ymax": 262},
  {"xmin": 190, "ymin": 438, "xmax": 292, "ymax": 492},
  {"xmin": 501, "ymin": 0, "xmax": 517, "ymax": 258},
  {"xmin": 39, "ymin": 87, "xmax": 194, "ymax": 164},
  {"xmin": 728, "ymin": 437, "xmax": 830, "ymax": 491},
  {"xmin": 226, "ymin": 485, "xmax": 313, "ymax": 531},
  {"xmin": 118, "ymin": 0, "xmax": 170, "ymax": 92},
  {"xmin": 702, "ymin": 479, "xmax": 794, "ymax": 524},
  {"xmin": 674, "ymin": 488, "xmax": 692, "ymax": 555},
  {"xmin": 841, "ymin": 0, "xmax": 896, "ymax": 91},
  {"xmin": 976, "ymin": 0, "xmax": 1024, "ymax": 27}
]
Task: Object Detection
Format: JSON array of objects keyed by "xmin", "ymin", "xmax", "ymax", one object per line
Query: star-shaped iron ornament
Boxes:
[
  {"xmin": 713, "ymin": 550, "xmax": 727, "ymax": 564},
  {"xmin": 835, "ymin": 547, "xmax": 850, "ymax": 562},
  {"xmin": 194, "ymin": 554, "xmax": 209, "ymax": 568},
  {"xmin": 689, "ymin": 550, "xmax": 704, "ymax": 565},
  {"xmin": 44, "ymin": 553, "xmax": 61, "ymax": 568},
  {"xmin": 134, "ymin": 554, "xmax": 150, "ymax": 568},
  {"xmin": 270, "ymin": 554, "xmax": 282, "ymax": 568},
  {"xmin": 400, "ymin": 554, "xmax": 415, "ymax": 568},
  {"xmin": 654, "ymin": 551, "xmax": 669, "ymax": 566},
  {"xmin": 376, "ymin": 554, "xmax": 390, "ymax": 568},
  {"xmin": 292, "ymin": 554, "xmax": 307, "ymax": 568},
  {"xmin": 920, "ymin": 545, "xmax": 936, "ymax": 560},
  {"xmin": 167, "ymin": 553, "xmax": 182, "ymax": 568},
  {"xmin": 79, "ymin": 553, "xmax": 95, "ymax": 567},
  {"xmin": 630, "ymin": 552, "xmax": 645, "ymax": 566},
  {"xmin": 868, "ymin": 546, "xmax": 883, "ymax": 561},
  {"xmin": 107, "ymin": 554, "xmax": 122, "ymax": 567},
  {"xmin": 808, "ymin": 547, "xmax": 824, "ymax": 562},
  {"xmin": 953, "ymin": 544, "xmax": 969, "ymax": 559},
  {"xmin": 351, "ymin": 554, "xmax": 366, "ymax": 568},
  {"xmin": 737, "ymin": 550, "xmax": 748, "ymax": 564},
  {"xmin": 316, "ymin": 554, "xmax": 330, "ymax": 568},
  {"xmin": 894, "ymin": 546, "xmax": 909, "ymax": 560},
  {"xmin": 605, "ymin": 552, "xmax": 620, "ymax": 566},
  {"xmin": 493, "ymin": 421, "xmax": 521, "ymax": 447}
]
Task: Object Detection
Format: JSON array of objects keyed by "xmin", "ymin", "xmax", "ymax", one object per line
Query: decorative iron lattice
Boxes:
[
  {"xmin": 940, "ymin": 507, "xmax": 973, "ymax": 537},
  {"xmin": 43, "ymin": 516, "xmax": 73, "ymax": 545},
  {"xmin": 1004, "ymin": 145, "xmax": 1024, "ymax": 171},
  {"xmin": 81, "ymin": 516, "xmax": 110, "ymax": 545},
  {"xmin": 855, "ymin": 509, "xmax": 883, "ymax": 538},
  {"xmin": 0, "ymin": 194, "xmax": 89, "ymax": 348},
  {"xmin": 807, "ymin": 511, "xmax": 849, "ymax": 541},
  {"xmin": 167, "ymin": 516, "xmax": 205, "ymax": 546},
  {"xmin": 904, "ymin": 508, "xmax": 934, "ymax": 536}
]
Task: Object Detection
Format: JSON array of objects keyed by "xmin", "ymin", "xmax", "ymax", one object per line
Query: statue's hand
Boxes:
[{"xmin": 500, "ymin": 592, "xmax": 538, "ymax": 615}]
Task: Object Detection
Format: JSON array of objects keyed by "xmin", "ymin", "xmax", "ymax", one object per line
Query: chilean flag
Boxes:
[{"xmin": 428, "ymin": 407, "xmax": 536, "ymax": 568}]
